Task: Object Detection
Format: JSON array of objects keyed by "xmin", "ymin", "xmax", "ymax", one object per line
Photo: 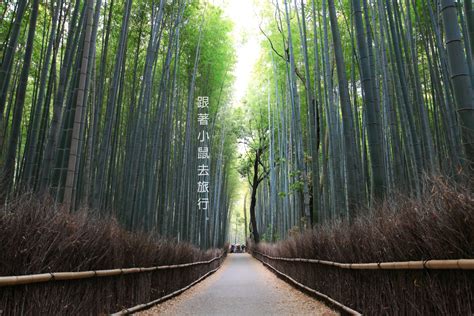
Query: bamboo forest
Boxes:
[{"xmin": 0, "ymin": 0, "xmax": 473, "ymax": 315}]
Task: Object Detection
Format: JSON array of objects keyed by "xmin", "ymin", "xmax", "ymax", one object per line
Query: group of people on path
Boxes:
[{"xmin": 229, "ymin": 244, "xmax": 246, "ymax": 253}]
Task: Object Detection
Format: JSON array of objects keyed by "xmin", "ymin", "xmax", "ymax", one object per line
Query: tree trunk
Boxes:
[
  {"xmin": 328, "ymin": 0, "xmax": 363, "ymax": 217},
  {"xmin": 441, "ymin": 0, "xmax": 474, "ymax": 170},
  {"xmin": 249, "ymin": 148, "xmax": 263, "ymax": 244},
  {"xmin": 352, "ymin": 0, "xmax": 386, "ymax": 200},
  {"xmin": 64, "ymin": 0, "xmax": 94, "ymax": 209},
  {"xmin": 0, "ymin": 0, "xmax": 39, "ymax": 203}
]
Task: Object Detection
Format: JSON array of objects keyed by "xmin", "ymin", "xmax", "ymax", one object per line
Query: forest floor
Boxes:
[{"xmin": 137, "ymin": 253, "xmax": 337, "ymax": 316}]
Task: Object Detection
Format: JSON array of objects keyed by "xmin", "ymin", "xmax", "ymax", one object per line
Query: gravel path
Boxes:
[{"xmin": 138, "ymin": 253, "xmax": 337, "ymax": 316}]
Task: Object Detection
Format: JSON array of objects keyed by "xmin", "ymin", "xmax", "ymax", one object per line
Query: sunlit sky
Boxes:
[
  {"xmin": 212, "ymin": 0, "xmax": 263, "ymax": 106},
  {"xmin": 210, "ymin": 0, "xmax": 263, "ymax": 242}
]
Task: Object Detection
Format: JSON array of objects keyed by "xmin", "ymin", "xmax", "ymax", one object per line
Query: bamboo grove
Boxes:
[
  {"xmin": 1, "ymin": 0, "xmax": 473, "ymax": 248},
  {"xmin": 0, "ymin": 0, "xmax": 239, "ymax": 249},
  {"xmin": 240, "ymin": 0, "xmax": 474, "ymax": 242}
]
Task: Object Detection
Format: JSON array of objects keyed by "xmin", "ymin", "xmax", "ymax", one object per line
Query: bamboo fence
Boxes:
[
  {"xmin": 0, "ymin": 254, "xmax": 224, "ymax": 287},
  {"xmin": 111, "ymin": 266, "xmax": 220, "ymax": 315},
  {"xmin": 253, "ymin": 251, "xmax": 474, "ymax": 315},
  {"xmin": 253, "ymin": 251, "xmax": 474, "ymax": 270},
  {"xmin": 254, "ymin": 255, "xmax": 361, "ymax": 315}
]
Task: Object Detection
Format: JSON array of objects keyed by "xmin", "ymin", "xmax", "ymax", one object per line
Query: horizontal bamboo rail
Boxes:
[
  {"xmin": 0, "ymin": 254, "xmax": 223, "ymax": 287},
  {"xmin": 254, "ymin": 251, "xmax": 474, "ymax": 270},
  {"xmin": 253, "ymin": 254, "xmax": 361, "ymax": 315}
]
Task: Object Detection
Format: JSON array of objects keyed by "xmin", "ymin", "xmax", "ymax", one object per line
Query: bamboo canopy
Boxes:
[
  {"xmin": 0, "ymin": 255, "xmax": 223, "ymax": 287},
  {"xmin": 254, "ymin": 251, "xmax": 474, "ymax": 270}
]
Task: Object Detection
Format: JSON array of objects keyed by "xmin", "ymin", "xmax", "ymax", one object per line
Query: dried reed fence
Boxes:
[
  {"xmin": 252, "ymin": 177, "xmax": 474, "ymax": 315},
  {"xmin": 0, "ymin": 195, "xmax": 226, "ymax": 315},
  {"xmin": 0, "ymin": 254, "xmax": 224, "ymax": 315},
  {"xmin": 0, "ymin": 256, "xmax": 224, "ymax": 287},
  {"xmin": 253, "ymin": 251, "xmax": 473, "ymax": 315}
]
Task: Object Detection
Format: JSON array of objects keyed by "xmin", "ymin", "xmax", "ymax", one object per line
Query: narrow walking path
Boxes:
[{"xmin": 138, "ymin": 253, "xmax": 337, "ymax": 315}]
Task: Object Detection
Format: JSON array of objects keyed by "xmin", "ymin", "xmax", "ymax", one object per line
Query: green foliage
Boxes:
[
  {"xmin": 260, "ymin": 224, "xmax": 278, "ymax": 242},
  {"xmin": 0, "ymin": 0, "xmax": 239, "ymax": 249}
]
